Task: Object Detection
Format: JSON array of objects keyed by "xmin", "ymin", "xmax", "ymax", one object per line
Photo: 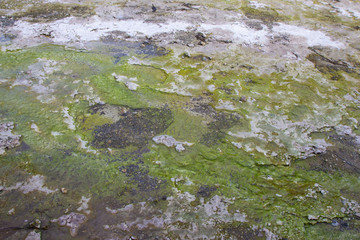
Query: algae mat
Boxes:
[{"xmin": 1, "ymin": 0, "xmax": 360, "ymax": 239}]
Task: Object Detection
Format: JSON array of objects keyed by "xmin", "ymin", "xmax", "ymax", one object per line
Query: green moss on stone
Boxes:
[
  {"xmin": 241, "ymin": 4, "xmax": 284, "ymax": 23},
  {"xmin": 13, "ymin": 3, "xmax": 94, "ymax": 22}
]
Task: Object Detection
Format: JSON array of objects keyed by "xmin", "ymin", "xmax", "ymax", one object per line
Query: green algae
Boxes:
[
  {"xmin": 90, "ymin": 73, "xmax": 146, "ymax": 107},
  {"xmin": 303, "ymin": 8, "xmax": 344, "ymax": 27},
  {"xmin": 178, "ymin": 66, "xmax": 203, "ymax": 83},
  {"xmin": 115, "ymin": 63, "xmax": 169, "ymax": 85},
  {"xmin": 240, "ymin": 2, "xmax": 284, "ymax": 23},
  {"xmin": 305, "ymin": 221, "xmax": 360, "ymax": 240},
  {"xmin": 1, "ymin": 42, "xmax": 360, "ymax": 240},
  {"xmin": 0, "ymin": 87, "xmax": 69, "ymax": 151},
  {"xmin": 301, "ymin": 5, "xmax": 360, "ymax": 30},
  {"xmin": 164, "ymin": 108, "xmax": 209, "ymax": 141},
  {"xmin": 142, "ymin": 135, "xmax": 356, "ymax": 238},
  {"xmin": 79, "ymin": 113, "xmax": 113, "ymax": 131},
  {"xmin": 201, "ymin": 111, "xmax": 246, "ymax": 146}
]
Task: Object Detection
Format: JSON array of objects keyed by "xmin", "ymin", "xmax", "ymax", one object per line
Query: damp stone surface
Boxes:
[{"xmin": 1, "ymin": 0, "xmax": 360, "ymax": 239}]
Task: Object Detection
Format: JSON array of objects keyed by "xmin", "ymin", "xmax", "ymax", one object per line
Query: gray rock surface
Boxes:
[{"xmin": 0, "ymin": 122, "xmax": 21, "ymax": 155}]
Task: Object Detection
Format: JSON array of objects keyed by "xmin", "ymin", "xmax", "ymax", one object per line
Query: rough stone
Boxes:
[
  {"xmin": 55, "ymin": 212, "xmax": 87, "ymax": 237},
  {"xmin": 92, "ymin": 105, "xmax": 173, "ymax": 149},
  {"xmin": 0, "ymin": 122, "xmax": 21, "ymax": 155},
  {"xmin": 25, "ymin": 230, "xmax": 41, "ymax": 240},
  {"xmin": 2, "ymin": 175, "xmax": 57, "ymax": 194},
  {"xmin": 152, "ymin": 135, "xmax": 193, "ymax": 152}
]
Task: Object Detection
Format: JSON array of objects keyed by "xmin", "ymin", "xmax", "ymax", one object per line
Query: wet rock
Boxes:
[
  {"xmin": 301, "ymin": 144, "xmax": 327, "ymax": 156},
  {"xmin": 201, "ymin": 111, "xmax": 243, "ymax": 146},
  {"xmin": 0, "ymin": 122, "xmax": 21, "ymax": 155},
  {"xmin": 7, "ymin": 208, "xmax": 15, "ymax": 216},
  {"xmin": 135, "ymin": 43, "xmax": 168, "ymax": 56},
  {"xmin": 307, "ymin": 214, "xmax": 318, "ymax": 220},
  {"xmin": 181, "ymin": 3, "xmax": 201, "ymax": 10},
  {"xmin": 309, "ymin": 147, "xmax": 359, "ymax": 172},
  {"xmin": 25, "ymin": 230, "xmax": 41, "ymax": 240},
  {"xmin": 331, "ymin": 219, "xmax": 340, "ymax": 227},
  {"xmin": 172, "ymin": 30, "xmax": 201, "ymax": 46},
  {"xmin": 119, "ymin": 164, "xmax": 164, "ymax": 194},
  {"xmin": 181, "ymin": 52, "xmax": 191, "ymax": 59},
  {"xmin": 152, "ymin": 135, "xmax": 193, "ymax": 152},
  {"xmin": 295, "ymin": 132, "xmax": 360, "ymax": 174},
  {"xmin": 55, "ymin": 212, "xmax": 87, "ymax": 237},
  {"xmin": 287, "ymin": 104, "xmax": 311, "ymax": 122},
  {"xmin": 28, "ymin": 219, "xmax": 41, "ymax": 229},
  {"xmin": 225, "ymin": 224, "xmax": 266, "ymax": 239},
  {"xmin": 92, "ymin": 105, "xmax": 173, "ymax": 149},
  {"xmin": 306, "ymin": 47, "xmax": 359, "ymax": 80},
  {"xmin": 32, "ymin": 217, "xmax": 50, "ymax": 231},
  {"xmin": 195, "ymin": 32, "xmax": 206, "ymax": 42},
  {"xmin": 0, "ymin": 33, "xmax": 15, "ymax": 43},
  {"xmin": 0, "ymin": 16, "xmax": 15, "ymax": 28},
  {"xmin": 199, "ymin": 41, "xmax": 206, "ymax": 46},
  {"xmin": 2, "ymin": 175, "xmax": 57, "ymax": 194},
  {"xmin": 125, "ymin": 81, "xmax": 139, "ymax": 91},
  {"xmin": 197, "ymin": 185, "xmax": 217, "ymax": 198},
  {"xmin": 245, "ymin": 21, "xmax": 264, "ymax": 30},
  {"xmin": 152, "ymin": 4, "xmax": 157, "ymax": 12},
  {"xmin": 329, "ymin": 218, "xmax": 350, "ymax": 230},
  {"xmin": 240, "ymin": 96, "xmax": 247, "ymax": 102},
  {"xmin": 241, "ymin": 5, "xmax": 282, "ymax": 23},
  {"xmin": 186, "ymin": 98, "xmax": 217, "ymax": 117},
  {"xmin": 15, "ymin": 142, "xmax": 31, "ymax": 153},
  {"xmin": 307, "ymin": 52, "xmax": 348, "ymax": 73},
  {"xmin": 341, "ymin": 197, "xmax": 360, "ymax": 218},
  {"xmin": 103, "ymin": 192, "xmax": 247, "ymax": 238},
  {"xmin": 239, "ymin": 64, "xmax": 254, "ymax": 70},
  {"xmin": 77, "ymin": 196, "xmax": 91, "ymax": 215},
  {"xmin": 1, "ymin": 1, "xmax": 360, "ymax": 239},
  {"xmin": 100, "ymin": 36, "xmax": 169, "ymax": 57},
  {"xmin": 13, "ymin": 3, "xmax": 94, "ymax": 22},
  {"xmin": 192, "ymin": 54, "xmax": 212, "ymax": 61}
]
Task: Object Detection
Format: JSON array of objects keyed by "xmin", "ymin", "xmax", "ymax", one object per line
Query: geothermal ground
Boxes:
[{"xmin": 1, "ymin": 0, "xmax": 360, "ymax": 239}]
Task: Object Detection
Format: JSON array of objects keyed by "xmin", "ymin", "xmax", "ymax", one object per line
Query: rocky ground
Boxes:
[{"xmin": 1, "ymin": 0, "xmax": 360, "ymax": 239}]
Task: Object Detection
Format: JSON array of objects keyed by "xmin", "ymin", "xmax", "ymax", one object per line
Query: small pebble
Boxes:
[
  {"xmin": 61, "ymin": 188, "xmax": 68, "ymax": 194},
  {"xmin": 7, "ymin": 208, "xmax": 15, "ymax": 215},
  {"xmin": 29, "ymin": 219, "xmax": 41, "ymax": 228},
  {"xmin": 240, "ymin": 96, "xmax": 247, "ymax": 102},
  {"xmin": 152, "ymin": 4, "xmax": 157, "ymax": 12},
  {"xmin": 332, "ymin": 220, "xmax": 340, "ymax": 227}
]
